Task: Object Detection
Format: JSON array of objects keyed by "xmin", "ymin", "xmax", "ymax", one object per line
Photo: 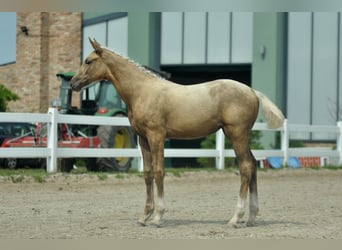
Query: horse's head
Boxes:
[{"xmin": 71, "ymin": 38, "xmax": 109, "ymax": 91}]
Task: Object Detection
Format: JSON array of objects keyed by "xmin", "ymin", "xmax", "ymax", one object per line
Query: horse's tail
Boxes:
[{"xmin": 254, "ymin": 90, "xmax": 285, "ymax": 129}]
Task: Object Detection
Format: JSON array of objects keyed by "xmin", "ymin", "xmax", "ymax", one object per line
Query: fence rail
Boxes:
[{"xmin": 0, "ymin": 108, "xmax": 341, "ymax": 173}]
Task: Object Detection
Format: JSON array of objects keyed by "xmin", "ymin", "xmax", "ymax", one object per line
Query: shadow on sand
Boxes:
[{"xmin": 151, "ymin": 218, "xmax": 306, "ymax": 228}]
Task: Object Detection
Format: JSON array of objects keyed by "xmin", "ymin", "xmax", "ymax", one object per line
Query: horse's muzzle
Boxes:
[{"xmin": 70, "ymin": 77, "xmax": 83, "ymax": 92}]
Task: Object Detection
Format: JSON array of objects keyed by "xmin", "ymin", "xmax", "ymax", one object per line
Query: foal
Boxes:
[{"xmin": 71, "ymin": 38, "xmax": 284, "ymax": 227}]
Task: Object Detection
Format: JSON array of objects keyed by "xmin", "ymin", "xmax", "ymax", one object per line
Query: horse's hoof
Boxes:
[
  {"xmin": 228, "ymin": 221, "xmax": 246, "ymax": 229},
  {"xmin": 150, "ymin": 220, "xmax": 162, "ymax": 228},
  {"xmin": 137, "ymin": 219, "xmax": 147, "ymax": 227},
  {"xmin": 246, "ymin": 221, "xmax": 256, "ymax": 227}
]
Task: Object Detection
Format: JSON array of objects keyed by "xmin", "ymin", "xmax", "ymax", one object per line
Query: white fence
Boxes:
[{"xmin": 0, "ymin": 107, "xmax": 341, "ymax": 173}]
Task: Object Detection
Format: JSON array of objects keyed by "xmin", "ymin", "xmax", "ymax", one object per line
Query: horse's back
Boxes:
[
  {"xmin": 162, "ymin": 78, "xmax": 258, "ymax": 122},
  {"xmin": 159, "ymin": 79, "xmax": 259, "ymax": 138}
]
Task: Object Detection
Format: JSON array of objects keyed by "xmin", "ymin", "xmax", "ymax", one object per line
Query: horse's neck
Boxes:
[{"xmin": 107, "ymin": 53, "xmax": 156, "ymax": 107}]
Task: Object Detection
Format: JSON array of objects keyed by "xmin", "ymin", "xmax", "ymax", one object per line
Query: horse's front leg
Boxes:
[
  {"xmin": 149, "ymin": 135, "xmax": 166, "ymax": 227},
  {"xmin": 138, "ymin": 137, "xmax": 154, "ymax": 226}
]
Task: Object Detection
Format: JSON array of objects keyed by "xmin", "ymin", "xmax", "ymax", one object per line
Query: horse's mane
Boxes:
[{"xmin": 104, "ymin": 47, "xmax": 162, "ymax": 80}]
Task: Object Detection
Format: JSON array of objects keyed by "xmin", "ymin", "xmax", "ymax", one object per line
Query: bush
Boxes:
[{"xmin": 0, "ymin": 84, "xmax": 19, "ymax": 112}]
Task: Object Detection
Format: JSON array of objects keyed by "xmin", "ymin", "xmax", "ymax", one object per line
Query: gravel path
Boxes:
[{"xmin": 0, "ymin": 168, "xmax": 341, "ymax": 239}]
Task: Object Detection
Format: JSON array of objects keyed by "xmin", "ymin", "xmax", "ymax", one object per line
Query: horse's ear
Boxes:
[{"xmin": 89, "ymin": 37, "xmax": 103, "ymax": 55}]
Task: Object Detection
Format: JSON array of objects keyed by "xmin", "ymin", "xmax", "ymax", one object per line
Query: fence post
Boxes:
[
  {"xmin": 215, "ymin": 129, "xmax": 225, "ymax": 170},
  {"xmin": 281, "ymin": 119, "xmax": 288, "ymax": 166},
  {"xmin": 47, "ymin": 107, "xmax": 58, "ymax": 173},
  {"xmin": 337, "ymin": 121, "xmax": 342, "ymax": 166}
]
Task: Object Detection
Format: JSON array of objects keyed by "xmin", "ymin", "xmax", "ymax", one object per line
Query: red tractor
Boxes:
[
  {"xmin": 0, "ymin": 121, "xmax": 100, "ymax": 170},
  {"xmin": 0, "ymin": 122, "xmax": 43, "ymax": 169}
]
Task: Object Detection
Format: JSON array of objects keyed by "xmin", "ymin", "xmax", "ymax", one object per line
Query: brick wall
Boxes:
[{"xmin": 0, "ymin": 12, "xmax": 82, "ymax": 113}]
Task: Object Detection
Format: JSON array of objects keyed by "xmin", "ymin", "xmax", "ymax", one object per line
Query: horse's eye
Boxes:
[{"xmin": 85, "ymin": 59, "xmax": 92, "ymax": 65}]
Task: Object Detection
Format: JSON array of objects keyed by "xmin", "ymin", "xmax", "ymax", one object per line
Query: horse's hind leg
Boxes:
[
  {"xmin": 225, "ymin": 126, "xmax": 258, "ymax": 228},
  {"xmin": 138, "ymin": 137, "xmax": 155, "ymax": 226},
  {"xmin": 247, "ymin": 149, "xmax": 259, "ymax": 227}
]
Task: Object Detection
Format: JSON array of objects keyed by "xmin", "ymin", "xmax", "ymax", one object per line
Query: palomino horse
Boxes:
[{"xmin": 71, "ymin": 38, "xmax": 284, "ymax": 228}]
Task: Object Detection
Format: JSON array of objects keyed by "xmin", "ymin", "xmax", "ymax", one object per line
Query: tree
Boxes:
[{"xmin": 0, "ymin": 84, "xmax": 19, "ymax": 112}]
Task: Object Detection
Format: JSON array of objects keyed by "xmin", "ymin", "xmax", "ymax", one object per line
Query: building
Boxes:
[{"xmin": 0, "ymin": 12, "xmax": 82, "ymax": 113}]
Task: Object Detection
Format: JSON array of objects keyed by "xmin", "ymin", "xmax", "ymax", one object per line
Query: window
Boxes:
[
  {"xmin": 161, "ymin": 12, "xmax": 253, "ymax": 65},
  {"xmin": 82, "ymin": 13, "xmax": 128, "ymax": 60},
  {"xmin": 0, "ymin": 12, "xmax": 16, "ymax": 65}
]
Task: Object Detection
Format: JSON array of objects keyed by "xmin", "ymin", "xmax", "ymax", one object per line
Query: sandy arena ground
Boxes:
[{"xmin": 0, "ymin": 168, "xmax": 341, "ymax": 239}]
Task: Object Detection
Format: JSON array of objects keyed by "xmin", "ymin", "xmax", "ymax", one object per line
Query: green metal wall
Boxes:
[
  {"xmin": 127, "ymin": 12, "xmax": 161, "ymax": 70},
  {"xmin": 252, "ymin": 13, "xmax": 286, "ymax": 148}
]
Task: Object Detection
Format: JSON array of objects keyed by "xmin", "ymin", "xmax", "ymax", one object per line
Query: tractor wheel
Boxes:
[
  {"xmin": 85, "ymin": 158, "xmax": 97, "ymax": 171},
  {"xmin": 96, "ymin": 123, "xmax": 136, "ymax": 172},
  {"xmin": 60, "ymin": 158, "xmax": 75, "ymax": 172},
  {"xmin": 39, "ymin": 159, "xmax": 47, "ymax": 170},
  {"xmin": 4, "ymin": 158, "xmax": 17, "ymax": 169}
]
